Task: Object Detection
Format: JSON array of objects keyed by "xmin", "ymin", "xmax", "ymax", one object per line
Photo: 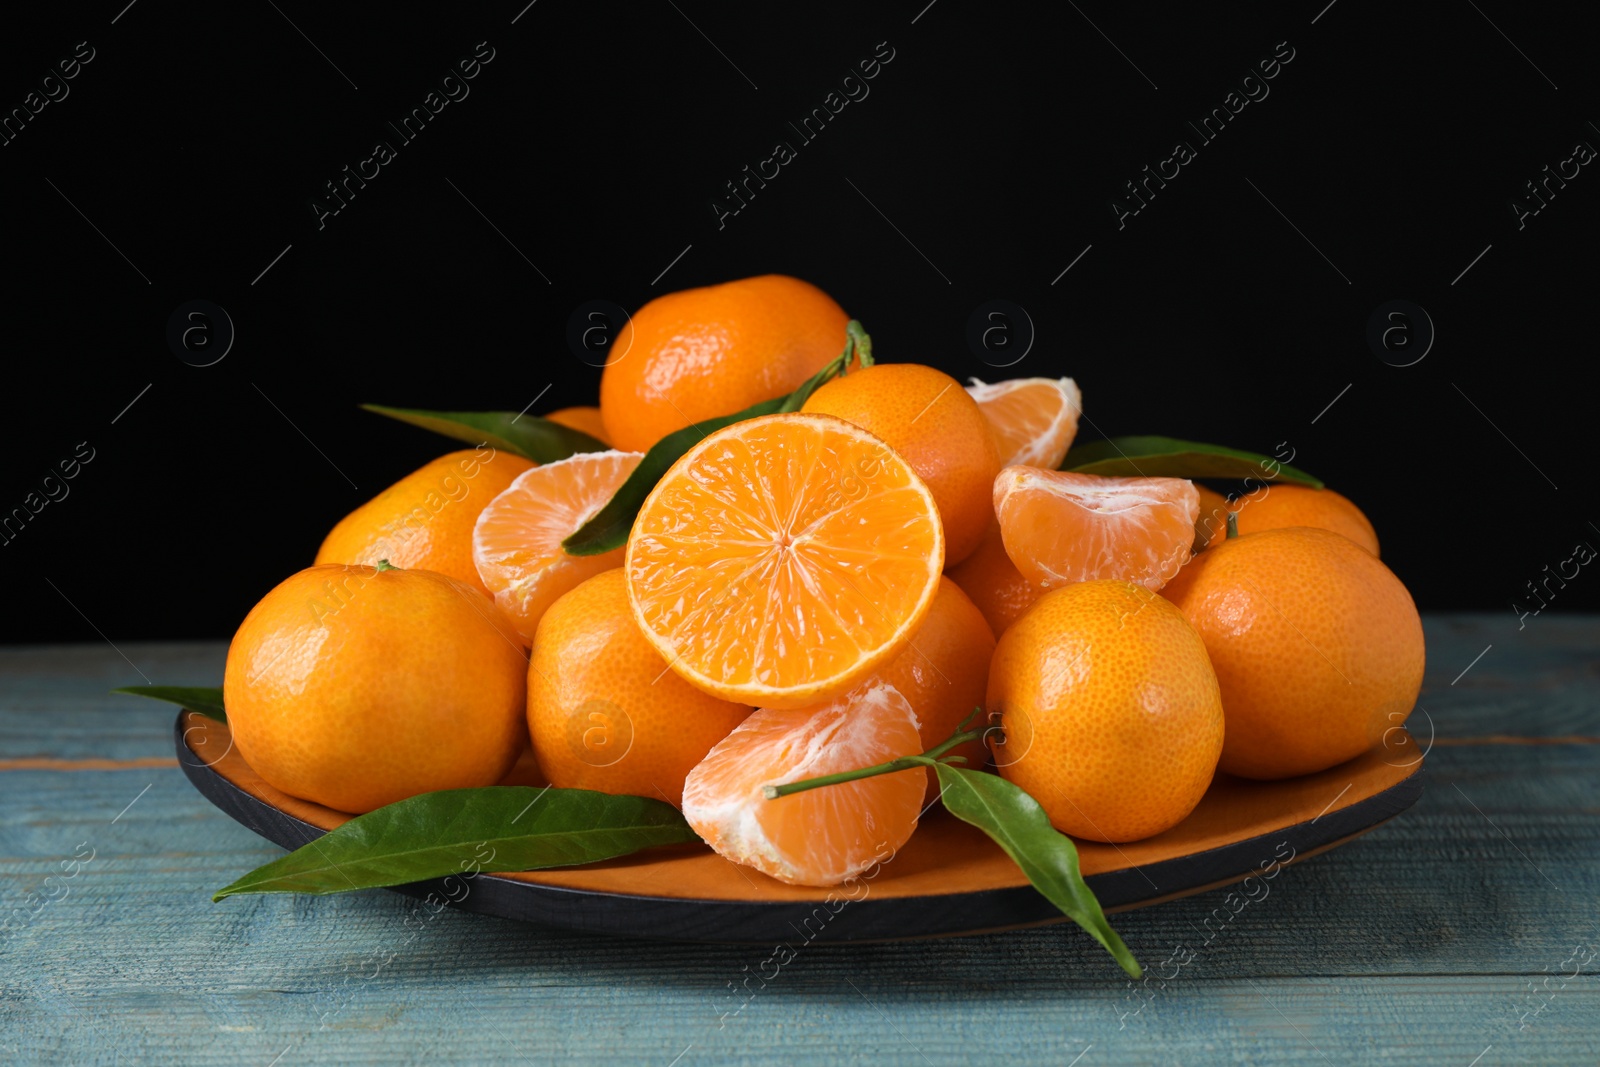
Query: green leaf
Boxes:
[
  {"xmin": 212, "ymin": 786, "xmax": 699, "ymax": 900},
  {"xmin": 361, "ymin": 404, "xmax": 608, "ymax": 463},
  {"xmin": 1063, "ymin": 435, "xmax": 1323, "ymax": 488},
  {"xmin": 562, "ymin": 320, "xmax": 874, "ymax": 556},
  {"xmin": 932, "ymin": 763, "xmax": 1141, "ymax": 978},
  {"xmin": 113, "ymin": 686, "xmax": 226, "ymax": 722}
]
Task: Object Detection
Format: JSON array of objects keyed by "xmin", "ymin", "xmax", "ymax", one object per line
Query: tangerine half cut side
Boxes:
[{"xmin": 625, "ymin": 412, "xmax": 945, "ymax": 710}]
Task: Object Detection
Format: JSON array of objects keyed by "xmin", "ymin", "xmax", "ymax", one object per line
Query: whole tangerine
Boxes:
[
  {"xmin": 599, "ymin": 274, "xmax": 849, "ymax": 453},
  {"xmin": 223, "ymin": 563, "xmax": 528, "ymax": 813},
  {"xmin": 315, "ymin": 448, "xmax": 534, "ymax": 597},
  {"xmin": 986, "ymin": 579, "xmax": 1224, "ymax": 843},
  {"xmin": 802, "ymin": 362, "xmax": 1002, "ymax": 565},
  {"xmin": 1162, "ymin": 525, "xmax": 1423, "ymax": 779},
  {"xmin": 1230, "ymin": 485, "xmax": 1380, "ymax": 555},
  {"xmin": 528, "ymin": 569, "xmax": 752, "ymax": 808}
]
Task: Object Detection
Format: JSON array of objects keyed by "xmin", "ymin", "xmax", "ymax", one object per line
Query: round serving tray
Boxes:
[{"xmin": 176, "ymin": 711, "xmax": 1423, "ymax": 943}]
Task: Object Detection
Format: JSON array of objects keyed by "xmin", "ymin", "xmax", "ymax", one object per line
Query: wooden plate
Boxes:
[{"xmin": 176, "ymin": 711, "xmax": 1423, "ymax": 943}]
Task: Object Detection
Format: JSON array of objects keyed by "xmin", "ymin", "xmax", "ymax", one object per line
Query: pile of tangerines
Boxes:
[{"xmin": 223, "ymin": 274, "xmax": 1425, "ymax": 888}]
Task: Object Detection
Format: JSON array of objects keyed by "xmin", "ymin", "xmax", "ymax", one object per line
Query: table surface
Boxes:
[{"xmin": 0, "ymin": 615, "xmax": 1595, "ymax": 1066}]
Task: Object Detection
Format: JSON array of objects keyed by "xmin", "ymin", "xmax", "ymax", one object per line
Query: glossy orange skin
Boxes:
[
  {"xmin": 223, "ymin": 565, "xmax": 528, "ymax": 813},
  {"xmin": 545, "ymin": 406, "xmax": 611, "ymax": 445},
  {"xmin": 803, "ymin": 363, "xmax": 1002, "ymax": 565},
  {"xmin": 987, "ymin": 580, "xmax": 1224, "ymax": 843},
  {"xmin": 946, "ymin": 520, "xmax": 1045, "ymax": 637},
  {"xmin": 599, "ymin": 275, "xmax": 849, "ymax": 452},
  {"xmin": 1230, "ymin": 485, "xmax": 1379, "ymax": 555},
  {"xmin": 315, "ymin": 449, "xmax": 534, "ymax": 596},
  {"xmin": 528, "ymin": 569, "xmax": 751, "ymax": 809},
  {"xmin": 871, "ymin": 577, "xmax": 997, "ymax": 803},
  {"xmin": 1162, "ymin": 527, "xmax": 1423, "ymax": 779}
]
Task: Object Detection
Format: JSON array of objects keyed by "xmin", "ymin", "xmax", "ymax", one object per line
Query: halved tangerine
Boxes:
[
  {"xmin": 472, "ymin": 449, "xmax": 643, "ymax": 641},
  {"xmin": 625, "ymin": 412, "xmax": 944, "ymax": 710},
  {"xmin": 681, "ymin": 681, "xmax": 926, "ymax": 886},
  {"xmin": 966, "ymin": 376, "xmax": 1083, "ymax": 469},
  {"xmin": 993, "ymin": 467, "xmax": 1199, "ymax": 592}
]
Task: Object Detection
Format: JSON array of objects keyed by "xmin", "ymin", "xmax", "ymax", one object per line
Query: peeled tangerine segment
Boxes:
[
  {"xmin": 681, "ymin": 681, "xmax": 926, "ymax": 887},
  {"xmin": 625, "ymin": 412, "xmax": 945, "ymax": 710},
  {"xmin": 472, "ymin": 449, "xmax": 643, "ymax": 641},
  {"xmin": 966, "ymin": 376, "xmax": 1083, "ymax": 469},
  {"xmin": 993, "ymin": 466, "xmax": 1200, "ymax": 592}
]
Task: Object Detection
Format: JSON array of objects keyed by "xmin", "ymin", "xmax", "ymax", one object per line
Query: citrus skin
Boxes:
[
  {"xmin": 544, "ymin": 406, "xmax": 611, "ymax": 445},
  {"xmin": 1163, "ymin": 526, "xmax": 1423, "ymax": 779},
  {"xmin": 528, "ymin": 569, "xmax": 751, "ymax": 809},
  {"xmin": 223, "ymin": 564, "xmax": 528, "ymax": 813},
  {"xmin": 315, "ymin": 449, "xmax": 534, "ymax": 597},
  {"xmin": 1229, "ymin": 485, "xmax": 1380, "ymax": 555},
  {"xmin": 870, "ymin": 577, "xmax": 997, "ymax": 803},
  {"xmin": 600, "ymin": 274, "xmax": 849, "ymax": 453},
  {"xmin": 987, "ymin": 580, "xmax": 1224, "ymax": 843},
  {"xmin": 803, "ymin": 363, "xmax": 1002, "ymax": 566},
  {"xmin": 946, "ymin": 520, "xmax": 1045, "ymax": 638}
]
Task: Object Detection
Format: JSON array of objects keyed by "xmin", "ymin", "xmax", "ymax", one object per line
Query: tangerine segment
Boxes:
[
  {"xmin": 473, "ymin": 450, "xmax": 644, "ymax": 641},
  {"xmin": 681, "ymin": 682, "xmax": 925, "ymax": 886},
  {"xmin": 626, "ymin": 413, "xmax": 944, "ymax": 710},
  {"xmin": 994, "ymin": 467, "xmax": 1199, "ymax": 592},
  {"xmin": 966, "ymin": 377, "xmax": 1083, "ymax": 469}
]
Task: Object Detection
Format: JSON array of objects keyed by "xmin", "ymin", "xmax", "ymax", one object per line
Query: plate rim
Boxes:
[{"xmin": 176, "ymin": 712, "xmax": 1424, "ymax": 944}]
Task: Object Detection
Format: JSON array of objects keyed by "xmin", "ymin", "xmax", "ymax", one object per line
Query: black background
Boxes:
[{"xmin": 2, "ymin": 1, "xmax": 1595, "ymax": 645}]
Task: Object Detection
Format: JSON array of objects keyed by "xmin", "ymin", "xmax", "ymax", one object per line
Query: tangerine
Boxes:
[
  {"xmin": 223, "ymin": 563, "xmax": 527, "ymax": 813},
  {"xmin": 626, "ymin": 412, "xmax": 944, "ymax": 710},
  {"xmin": 803, "ymin": 363, "xmax": 1001, "ymax": 565},
  {"xmin": 1162, "ymin": 526, "xmax": 1423, "ymax": 779},
  {"xmin": 315, "ymin": 448, "xmax": 533, "ymax": 597},
  {"xmin": 599, "ymin": 275, "xmax": 849, "ymax": 452},
  {"xmin": 472, "ymin": 450, "xmax": 643, "ymax": 641},
  {"xmin": 527, "ymin": 570, "xmax": 751, "ymax": 808},
  {"xmin": 1231, "ymin": 485, "xmax": 1379, "ymax": 555},
  {"xmin": 987, "ymin": 580, "xmax": 1224, "ymax": 843}
]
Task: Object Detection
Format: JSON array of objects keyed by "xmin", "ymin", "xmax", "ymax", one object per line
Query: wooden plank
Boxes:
[
  {"xmin": 1421, "ymin": 613, "xmax": 1600, "ymax": 738},
  {"xmin": 0, "ymin": 642, "xmax": 224, "ymax": 761},
  {"xmin": 2, "ymin": 624, "xmax": 1597, "ymax": 1064},
  {"xmin": 2, "ymin": 743, "xmax": 1597, "ymax": 1063}
]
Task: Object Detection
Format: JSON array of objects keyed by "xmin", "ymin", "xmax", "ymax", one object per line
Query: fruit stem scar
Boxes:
[
  {"xmin": 375, "ymin": 559, "xmax": 397, "ymax": 571},
  {"xmin": 1225, "ymin": 513, "xmax": 1239, "ymax": 540}
]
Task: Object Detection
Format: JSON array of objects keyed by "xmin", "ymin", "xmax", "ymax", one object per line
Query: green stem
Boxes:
[
  {"xmin": 1225, "ymin": 512, "xmax": 1239, "ymax": 540},
  {"xmin": 846, "ymin": 319, "xmax": 874, "ymax": 370},
  {"xmin": 375, "ymin": 559, "xmax": 397, "ymax": 572},
  {"xmin": 762, "ymin": 707, "xmax": 988, "ymax": 799}
]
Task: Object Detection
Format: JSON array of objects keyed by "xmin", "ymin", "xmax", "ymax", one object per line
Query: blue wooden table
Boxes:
[{"xmin": 1, "ymin": 615, "xmax": 1596, "ymax": 1065}]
